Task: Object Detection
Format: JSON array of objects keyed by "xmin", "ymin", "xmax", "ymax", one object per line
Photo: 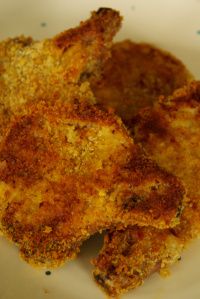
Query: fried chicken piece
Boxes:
[
  {"xmin": 92, "ymin": 42, "xmax": 192, "ymax": 296},
  {"xmin": 0, "ymin": 97, "xmax": 184, "ymax": 268},
  {"xmin": 0, "ymin": 8, "xmax": 185, "ymax": 271},
  {"xmin": 93, "ymin": 227, "xmax": 183, "ymax": 296},
  {"xmin": 93, "ymin": 81, "xmax": 200, "ymax": 297},
  {"xmin": 91, "ymin": 40, "xmax": 192, "ymax": 126},
  {"xmin": 136, "ymin": 81, "xmax": 200, "ymax": 240},
  {"xmin": 0, "ymin": 8, "xmax": 122, "ymax": 139}
]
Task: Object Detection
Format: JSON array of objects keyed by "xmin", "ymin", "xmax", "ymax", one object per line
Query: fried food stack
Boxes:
[
  {"xmin": 92, "ymin": 43, "xmax": 200, "ymax": 296},
  {"xmin": 0, "ymin": 7, "xmax": 199, "ymax": 298}
]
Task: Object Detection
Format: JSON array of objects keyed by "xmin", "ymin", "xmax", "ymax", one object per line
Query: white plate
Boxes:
[{"xmin": 0, "ymin": 1, "xmax": 200, "ymax": 298}]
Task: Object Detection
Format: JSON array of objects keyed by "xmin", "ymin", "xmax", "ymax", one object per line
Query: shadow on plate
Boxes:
[{"xmin": 77, "ymin": 232, "xmax": 105, "ymax": 272}]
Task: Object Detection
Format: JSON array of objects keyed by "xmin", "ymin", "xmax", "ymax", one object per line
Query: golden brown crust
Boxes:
[
  {"xmin": 0, "ymin": 99, "xmax": 184, "ymax": 268},
  {"xmin": 55, "ymin": 8, "xmax": 122, "ymax": 52},
  {"xmin": 0, "ymin": 8, "xmax": 122, "ymax": 140},
  {"xmin": 0, "ymin": 10, "xmax": 186, "ymax": 271},
  {"xmin": 135, "ymin": 81, "xmax": 200, "ymax": 240},
  {"xmin": 91, "ymin": 38, "xmax": 195, "ymax": 297},
  {"xmin": 54, "ymin": 8, "xmax": 122, "ymax": 83},
  {"xmin": 116, "ymin": 147, "xmax": 184, "ymax": 228},
  {"xmin": 93, "ymin": 81, "xmax": 200, "ymax": 297},
  {"xmin": 91, "ymin": 40, "xmax": 192, "ymax": 126},
  {"xmin": 93, "ymin": 227, "xmax": 183, "ymax": 297}
]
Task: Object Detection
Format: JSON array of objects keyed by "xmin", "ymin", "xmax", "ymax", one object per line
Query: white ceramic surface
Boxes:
[{"xmin": 0, "ymin": 1, "xmax": 200, "ymax": 298}]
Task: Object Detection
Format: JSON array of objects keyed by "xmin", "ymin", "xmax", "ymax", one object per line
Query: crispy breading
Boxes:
[
  {"xmin": 93, "ymin": 81, "xmax": 200, "ymax": 297},
  {"xmin": 0, "ymin": 98, "xmax": 184, "ymax": 268},
  {"xmin": 0, "ymin": 101, "xmax": 184, "ymax": 267},
  {"xmin": 135, "ymin": 81, "xmax": 200, "ymax": 240},
  {"xmin": 0, "ymin": 9, "xmax": 187, "ymax": 270},
  {"xmin": 0, "ymin": 8, "xmax": 122, "ymax": 139},
  {"xmin": 91, "ymin": 40, "xmax": 192, "ymax": 126},
  {"xmin": 93, "ymin": 227, "xmax": 183, "ymax": 297}
]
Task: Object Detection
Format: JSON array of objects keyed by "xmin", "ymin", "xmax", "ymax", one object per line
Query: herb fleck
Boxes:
[{"xmin": 41, "ymin": 22, "xmax": 47, "ymax": 28}]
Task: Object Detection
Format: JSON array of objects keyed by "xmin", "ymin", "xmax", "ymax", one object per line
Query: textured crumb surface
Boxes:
[
  {"xmin": 93, "ymin": 82, "xmax": 200, "ymax": 297},
  {"xmin": 92, "ymin": 43, "xmax": 198, "ymax": 297},
  {"xmin": 0, "ymin": 8, "xmax": 122, "ymax": 140},
  {"xmin": 93, "ymin": 226, "xmax": 183, "ymax": 297},
  {"xmin": 0, "ymin": 98, "xmax": 184, "ymax": 268},
  {"xmin": 91, "ymin": 40, "xmax": 192, "ymax": 126},
  {"xmin": 135, "ymin": 81, "xmax": 200, "ymax": 241},
  {"xmin": 0, "ymin": 10, "xmax": 186, "ymax": 270},
  {"xmin": 0, "ymin": 99, "xmax": 133, "ymax": 268}
]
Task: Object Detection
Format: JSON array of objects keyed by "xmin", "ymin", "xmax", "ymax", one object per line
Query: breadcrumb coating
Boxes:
[
  {"xmin": 0, "ymin": 8, "xmax": 122, "ymax": 140},
  {"xmin": 0, "ymin": 98, "xmax": 184, "ymax": 268},
  {"xmin": 91, "ymin": 40, "xmax": 192, "ymax": 126},
  {"xmin": 93, "ymin": 44, "xmax": 196, "ymax": 297},
  {"xmin": 0, "ymin": 10, "xmax": 186, "ymax": 270}
]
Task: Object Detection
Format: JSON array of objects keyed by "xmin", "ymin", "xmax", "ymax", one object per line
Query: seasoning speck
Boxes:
[
  {"xmin": 131, "ymin": 5, "xmax": 135, "ymax": 11},
  {"xmin": 197, "ymin": 30, "xmax": 200, "ymax": 35},
  {"xmin": 44, "ymin": 288, "xmax": 49, "ymax": 294},
  {"xmin": 45, "ymin": 270, "xmax": 51, "ymax": 276},
  {"xmin": 41, "ymin": 22, "xmax": 47, "ymax": 28}
]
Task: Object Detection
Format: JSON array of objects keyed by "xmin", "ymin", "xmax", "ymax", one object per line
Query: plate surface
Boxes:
[{"xmin": 0, "ymin": 0, "xmax": 200, "ymax": 298}]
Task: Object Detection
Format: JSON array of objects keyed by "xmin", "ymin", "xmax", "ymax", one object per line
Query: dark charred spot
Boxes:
[
  {"xmin": 122, "ymin": 246, "xmax": 133, "ymax": 257},
  {"xmin": 94, "ymin": 273, "xmax": 105, "ymax": 285},
  {"xmin": 151, "ymin": 185, "xmax": 157, "ymax": 191},
  {"xmin": 194, "ymin": 88, "xmax": 200, "ymax": 102},
  {"xmin": 96, "ymin": 7, "xmax": 111, "ymax": 15},
  {"xmin": 13, "ymin": 37, "xmax": 33, "ymax": 47},
  {"xmin": 169, "ymin": 228, "xmax": 178, "ymax": 237},
  {"xmin": 108, "ymin": 264, "xmax": 116, "ymax": 274},
  {"xmin": 176, "ymin": 204, "xmax": 183, "ymax": 218},
  {"xmin": 39, "ymin": 202, "xmax": 44, "ymax": 208},
  {"xmin": 132, "ymin": 270, "xmax": 141, "ymax": 277},
  {"xmin": 130, "ymin": 194, "xmax": 144, "ymax": 203},
  {"xmin": 79, "ymin": 71, "xmax": 91, "ymax": 82},
  {"xmin": 123, "ymin": 193, "xmax": 145, "ymax": 210},
  {"xmin": 94, "ymin": 273, "xmax": 110, "ymax": 291}
]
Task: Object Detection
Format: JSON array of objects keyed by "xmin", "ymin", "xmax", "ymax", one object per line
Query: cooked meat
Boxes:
[
  {"xmin": 0, "ymin": 98, "xmax": 184, "ymax": 268},
  {"xmin": 93, "ymin": 81, "xmax": 200, "ymax": 297},
  {"xmin": 0, "ymin": 8, "xmax": 122, "ymax": 140},
  {"xmin": 135, "ymin": 81, "xmax": 200, "ymax": 240},
  {"xmin": 0, "ymin": 9, "xmax": 187, "ymax": 270},
  {"xmin": 93, "ymin": 226, "xmax": 183, "ymax": 297},
  {"xmin": 91, "ymin": 40, "xmax": 192, "ymax": 127},
  {"xmin": 94, "ymin": 82, "xmax": 200, "ymax": 296}
]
